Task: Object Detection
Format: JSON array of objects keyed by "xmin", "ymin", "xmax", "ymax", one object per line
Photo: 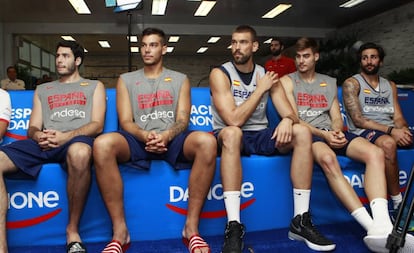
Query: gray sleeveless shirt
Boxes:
[
  {"xmin": 37, "ymin": 78, "xmax": 98, "ymax": 132},
  {"xmin": 121, "ymin": 68, "xmax": 186, "ymax": 132},
  {"xmin": 288, "ymin": 72, "xmax": 337, "ymax": 129},
  {"xmin": 346, "ymin": 74, "xmax": 394, "ymax": 135},
  {"xmin": 211, "ymin": 62, "xmax": 268, "ymax": 131}
]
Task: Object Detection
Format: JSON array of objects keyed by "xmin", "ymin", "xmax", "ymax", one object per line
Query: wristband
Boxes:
[
  {"xmin": 387, "ymin": 126, "xmax": 394, "ymax": 135},
  {"xmin": 284, "ymin": 114, "xmax": 299, "ymax": 124}
]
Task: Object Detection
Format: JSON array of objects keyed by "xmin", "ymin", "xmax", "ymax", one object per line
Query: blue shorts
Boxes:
[
  {"xmin": 215, "ymin": 128, "xmax": 283, "ymax": 156},
  {"xmin": 359, "ymin": 128, "xmax": 414, "ymax": 148},
  {"xmin": 359, "ymin": 129, "xmax": 387, "ymax": 143},
  {"xmin": 312, "ymin": 131, "xmax": 359, "ymax": 156},
  {"xmin": 118, "ymin": 129, "xmax": 192, "ymax": 170},
  {"xmin": 0, "ymin": 136, "xmax": 94, "ymax": 178}
]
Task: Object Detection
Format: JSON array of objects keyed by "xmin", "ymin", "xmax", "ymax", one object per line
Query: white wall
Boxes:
[{"xmin": 329, "ymin": 1, "xmax": 414, "ymax": 75}]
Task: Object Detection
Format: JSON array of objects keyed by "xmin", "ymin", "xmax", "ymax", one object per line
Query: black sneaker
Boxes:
[
  {"xmin": 221, "ymin": 220, "xmax": 245, "ymax": 253},
  {"xmin": 390, "ymin": 203, "xmax": 414, "ymax": 232},
  {"xmin": 288, "ymin": 212, "xmax": 336, "ymax": 251}
]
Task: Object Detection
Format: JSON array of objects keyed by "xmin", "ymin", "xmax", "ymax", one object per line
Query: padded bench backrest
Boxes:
[{"xmin": 8, "ymin": 86, "xmax": 408, "ymax": 145}]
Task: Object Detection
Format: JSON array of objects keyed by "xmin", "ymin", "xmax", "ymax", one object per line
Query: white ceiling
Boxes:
[{"xmin": 1, "ymin": 0, "xmax": 412, "ymax": 56}]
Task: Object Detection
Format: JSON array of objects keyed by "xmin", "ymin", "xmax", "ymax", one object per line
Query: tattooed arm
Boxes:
[
  {"xmin": 342, "ymin": 77, "xmax": 388, "ymax": 133},
  {"xmin": 161, "ymin": 77, "xmax": 191, "ymax": 142}
]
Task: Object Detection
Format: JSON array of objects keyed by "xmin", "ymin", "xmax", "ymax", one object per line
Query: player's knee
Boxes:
[
  {"xmin": 68, "ymin": 143, "xmax": 92, "ymax": 165},
  {"xmin": 219, "ymin": 126, "xmax": 242, "ymax": 146},
  {"xmin": 292, "ymin": 124, "xmax": 312, "ymax": 143}
]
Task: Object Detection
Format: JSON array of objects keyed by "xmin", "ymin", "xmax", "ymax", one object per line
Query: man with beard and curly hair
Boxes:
[{"xmin": 342, "ymin": 42, "xmax": 414, "ymax": 232}]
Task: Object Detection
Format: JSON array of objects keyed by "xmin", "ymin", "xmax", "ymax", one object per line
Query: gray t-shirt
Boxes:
[
  {"xmin": 120, "ymin": 67, "xmax": 186, "ymax": 132},
  {"xmin": 37, "ymin": 78, "xmax": 98, "ymax": 131},
  {"xmin": 346, "ymin": 74, "xmax": 394, "ymax": 135},
  {"xmin": 288, "ymin": 72, "xmax": 337, "ymax": 130},
  {"xmin": 211, "ymin": 61, "xmax": 268, "ymax": 131}
]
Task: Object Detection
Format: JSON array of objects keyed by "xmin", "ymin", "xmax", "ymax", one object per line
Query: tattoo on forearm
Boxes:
[
  {"xmin": 168, "ymin": 110, "xmax": 188, "ymax": 141},
  {"xmin": 343, "ymin": 80, "xmax": 366, "ymax": 127}
]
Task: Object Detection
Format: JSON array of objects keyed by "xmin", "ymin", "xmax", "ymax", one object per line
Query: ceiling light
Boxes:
[
  {"xmin": 197, "ymin": 47, "xmax": 208, "ymax": 53},
  {"xmin": 61, "ymin": 36, "xmax": 76, "ymax": 41},
  {"xmin": 263, "ymin": 38, "xmax": 272, "ymax": 44},
  {"xmin": 127, "ymin": 36, "xmax": 138, "ymax": 42},
  {"xmin": 168, "ymin": 36, "xmax": 180, "ymax": 43},
  {"xmin": 262, "ymin": 4, "xmax": 292, "ymax": 18},
  {"xmin": 84, "ymin": 48, "xmax": 88, "ymax": 53},
  {"xmin": 194, "ymin": 1, "xmax": 216, "ymax": 16},
  {"xmin": 112, "ymin": 0, "xmax": 143, "ymax": 12},
  {"xmin": 167, "ymin": 47, "xmax": 174, "ymax": 53},
  {"xmin": 130, "ymin": 46, "xmax": 139, "ymax": 53},
  {"xmin": 105, "ymin": 0, "xmax": 116, "ymax": 7},
  {"xmin": 152, "ymin": 0, "xmax": 168, "ymax": 15},
  {"xmin": 339, "ymin": 0, "xmax": 367, "ymax": 8},
  {"xmin": 98, "ymin": 41, "xmax": 111, "ymax": 48},
  {"xmin": 68, "ymin": 0, "xmax": 91, "ymax": 14},
  {"xmin": 227, "ymin": 45, "xmax": 231, "ymax": 49},
  {"xmin": 207, "ymin": 37, "xmax": 220, "ymax": 43}
]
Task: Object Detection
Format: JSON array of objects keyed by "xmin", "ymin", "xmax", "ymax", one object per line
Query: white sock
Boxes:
[
  {"xmin": 368, "ymin": 198, "xmax": 393, "ymax": 236},
  {"xmin": 351, "ymin": 207, "xmax": 373, "ymax": 231},
  {"xmin": 390, "ymin": 193, "xmax": 403, "ymax": 210},
  {"xmin": 293, "ymin": 188, "xmax": 310, "ymax": 217},
  {"xmin": 223, "ymin": 191, "xmax": 241, "ymax": 223}
]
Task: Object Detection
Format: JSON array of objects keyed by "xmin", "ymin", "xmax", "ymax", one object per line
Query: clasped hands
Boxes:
[
  {"xmin": 145, "ymin": 131, "xmax": 168, "ymax": 154},
  {"xmin": 325, "ymin": 130, "xmax": 348, "ymax": 149},
  {"xmin": 36, "ymin": 129, "xmax": 69, "ymax": 150}
]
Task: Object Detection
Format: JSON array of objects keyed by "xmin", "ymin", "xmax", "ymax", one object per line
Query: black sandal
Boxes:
[{"xmin": 66, "ymin": 241, "xmax": 87, "ymax": 253}]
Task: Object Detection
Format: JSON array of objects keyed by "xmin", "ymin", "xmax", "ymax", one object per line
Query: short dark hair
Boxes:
[
  {"xmin": 357, "ymin": 42, "xmax": 386, "ymax": 61},
  {"xmin": 233, "ymin": 25, "xmax": 257, "ymax": 42},
  {"xmin": 6, "ymin": 66, "xmax": 16, "ymax": 72},
  {"xmin": 271, "ymin": 37, "xmax": 284, "ymax": 47},
  {"xmin": 142, "ymin": 27, "xmax": 167, "ymax": 45},
  {"xmin": 56, "ymin": 40, "xmax": 85, "ymax": 66},
  {"xmin": 295, "ymin": 37, "xmax": 319, "ymax": 53}
]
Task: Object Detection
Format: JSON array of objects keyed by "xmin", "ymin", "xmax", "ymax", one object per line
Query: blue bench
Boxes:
[{"xmin": 3, "ymin": 87, "xmax": 414, "ymax": 247}]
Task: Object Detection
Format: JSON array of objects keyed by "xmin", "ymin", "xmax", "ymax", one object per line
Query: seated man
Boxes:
[
  {"xmin": 281, "ymin": 37, "xmax": 414, "ymax": 253},
  {"xmin": 0, "ymin": 66, "xmax": 25, "ymax": 90},
  {"xmin": 93, "ymin": 27, "xmax": 216, "ymax": 253},
  {"xmin": 342, "ymin": 42, "xmax": 413, "ymax": 218},
  {"xmin": 0, "ymin": 40, "xmax": 106, "ymax": 253},
  {"xmin": 0, "ymin": 88, "xmax": 11, "ymax": 143},
  {"xmin": 210, "ymin": 25, "xmax": 335, "ymax": 253}
]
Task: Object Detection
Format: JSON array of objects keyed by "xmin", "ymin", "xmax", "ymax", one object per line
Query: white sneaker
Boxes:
[{"xmin": 364, "ymin": 233, "xmax": 414, "ymax": 252}]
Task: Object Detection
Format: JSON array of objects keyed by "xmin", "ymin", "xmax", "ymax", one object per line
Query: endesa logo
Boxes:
[
  {"xmin": 5, "ymin": 107, "xmax": 32, "ymax": 141},
  {"xmin": 344, "ymin": 170, "xmax": 408, "ymax": 205},
  {"xmin": 7, "ymin": 191, "xmax": 62, "ymax": 229},
  {"xmin": 190, "ymin": 104, "xmax": 212, "ymax": 128},
  {"xmin": 166, "ymin": 182, "xmax": 255, "ymax": 218}
]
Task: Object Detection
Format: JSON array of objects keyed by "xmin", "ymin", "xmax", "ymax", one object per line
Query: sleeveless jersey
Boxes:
[
  {"xmin": 346, "ymin": 74, "xmax": 394, "ymax": 135},
  {"xmin": 288, "ymin": 72, "xmax": 337, "ymax": 130},
  {"xmin": 37, "ymin": 78, "xmax": 98, "ymax": 132},
  {"xmin": 211, "ymin": 62, "xmax": 268, "ymax": 131},
  {"xmin": 121, "ymin": 68, "xmax": 186, "ymax": 132}
]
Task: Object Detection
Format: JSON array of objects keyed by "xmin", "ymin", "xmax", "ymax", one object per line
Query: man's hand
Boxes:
[
  {"xmin": 391, "ymin": 127, "xmax": 413, "ymax": 147},
  {"xmin": 256, "ymin": 71, "xmax": 279, "ymax": 93},
  {"xmin": 42, "ymin": 129, "xmax": 70, "ymax": 149},
  {"xmin": 271, "ymin": 118, "xmax": 293, "ymax": 148},
  {"xmin": 145, "ymin": 131, "xmax": 168, "ymax": 154},
  {"xmin": 34, "ymin": 131, "xmax": 51, "ymax": 150},
  {"xmin": 324, "ymin": 130, "xmax": 348, "ymax": 149}
]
